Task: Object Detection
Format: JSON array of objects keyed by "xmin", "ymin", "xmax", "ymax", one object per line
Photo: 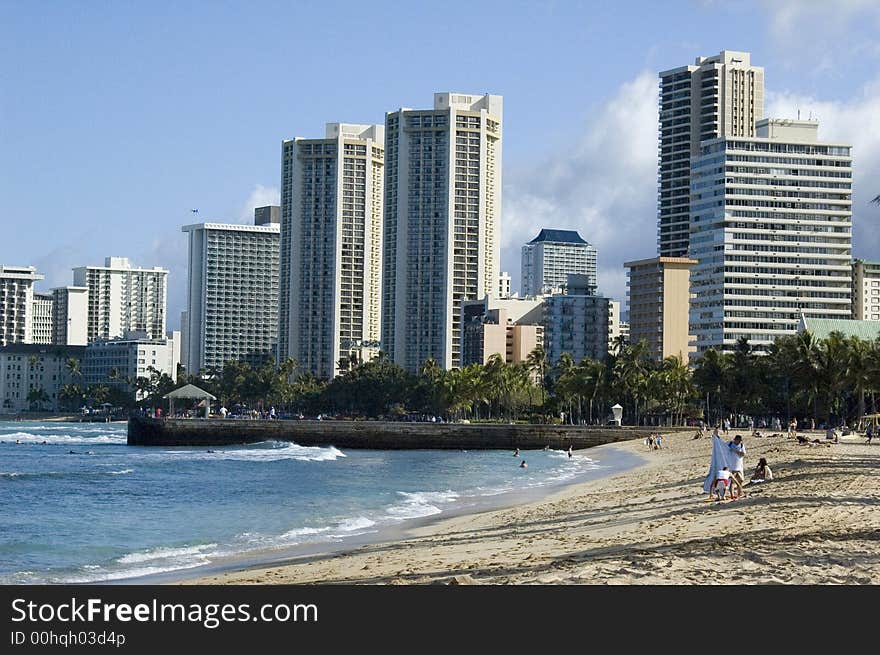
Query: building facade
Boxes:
[
  {"xmin": 51, "ymin": 286, "xmax": 88, "ymax": 346},
  {"xmin": 625, "ymin": 256, "xmax": 697, "ymax": 361},
  {"xmin": 521, "ymin": 229, "xmax": 597, "ymax": 296},
  {"xmin": 689, "ymin": 119, "xmax": 852, "ymax": 354},
  {"xmin": 83, "ymin": 331, "xmax": 179, "ymax": 398},
  {"xmin": 543, "ymin": 276, "xmax": 611, "ymax": 366},
  {"xmin": 383, "ymin": 93, "xmax": 502, "ymax": 372},
  {"xmin": 659, "ymin": 50, "xmax": 764, "ymax": 257},
  {"xmin": 183, "ymin": 211, "xmax": 280, "ymax": 374},
  {"xmin": 0, "ymin": 266, "xmax": 44, "ymax": 346},
  {"xmin": 852, "ymin": 260, "xmax": 880, "ymax": 321},
  {"xmin": 498, "ymin": 271, "xmax": 511, "ymax": 299},
  {"xmin": 280, "ymin": 124, "xmax": 384, "ymax": 379},
  {"xmin": 461, "ymin": 296, "xmax": 544, "ymax": 367},
  {"xmin": 31, "ymin": 293, "xmax": 54, "ymax": 345},
  {"xmin": 0, "ymin": 343, "xmax": 86, "ymax": 413},
  {"xmin": 73, "ymin": 257, "xmax": 167, "ymax": 343}
]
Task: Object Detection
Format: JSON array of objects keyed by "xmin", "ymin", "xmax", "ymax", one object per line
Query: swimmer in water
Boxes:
[
  {"xmin": 513, "ymin": 448, "xmax": 519, "ymax": 457},
  {"xmin": 519, "ymin": 460, "xmax": 528, "ymax": 468}
]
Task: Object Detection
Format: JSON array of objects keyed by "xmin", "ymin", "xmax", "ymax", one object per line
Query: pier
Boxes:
[{"xmin": 127, "ymin": 415, "xmax": 677, "ymax": 449}]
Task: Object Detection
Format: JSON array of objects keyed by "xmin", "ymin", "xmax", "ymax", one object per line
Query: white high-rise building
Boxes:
[
  {"xmin": 383, "ymin": 93, "xmax": 502, "ymax": 371},
  {"xmin": 183, "ymin": 209, "xmax": 280, "ymax": 374},
  {"xmin": 659, "ymin": 50, "xmax": 764, "ymax": 258},
  {"xmin": 280, "ymin": 124, "xmax": 384, "ymax": 379},
  {"xmin": 73, "ymin": 257, "xmax": 167, "ymax": 343},
  {"xmin": 50, "ymin": 286, "xmax": 88, "ymax": 346},
  {"xmin": 852, "ymin": 260, "xmax": 880, "ymax": 321},
  {"xmin": 0, "ymin": 266, "xmax": 44, "ymax": 346},
  {"xmin": 498, "ymin": 271, "xmax": 512, "ymax": 299},
  {"xmin": 689, "ymin": 119, "xmax": 852, "ymax": 354},
  {"xmin": 521, "ymin": 229, "xmax": 597, "ymax": 296},
  {"xmin": 31, "ymin": 293, "xmax": 54, "ymax": 345}
]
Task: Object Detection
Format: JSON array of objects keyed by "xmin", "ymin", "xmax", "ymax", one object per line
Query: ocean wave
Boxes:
[
  {"xmin": 159, "ymin": 442, "xmax": 346, "ymax": 463},
  {"xmin": 331, "ymin": 516, "xmax": 377, "ymax": 536},
  {"xmin": 385, "ymin": 490, "xmax": 459, "ymax": 519},
  {"xmin": 116, "ymin": 543, "xmax": 219, "ymax": 565},
  {"xmin": 62, "ymin": 561, "xmax": 207, "ymax": 583},
  {"xmin": 0, "ymin": 431, "xmax": 126, "ymax": 445},
  {"xmin": 108, "ymin": 468, "xmax": 134, "ymax": 475}
]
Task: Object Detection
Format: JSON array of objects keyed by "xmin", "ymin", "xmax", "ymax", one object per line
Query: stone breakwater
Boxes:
[{"xmin": 127, "ymin": 415, "xmax": 675, "ymax": 449}]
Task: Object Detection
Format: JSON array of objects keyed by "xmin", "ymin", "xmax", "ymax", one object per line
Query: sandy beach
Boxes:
[{"xmin": 186, "ymin": 430, "xmax": 880, "ymax": 585}]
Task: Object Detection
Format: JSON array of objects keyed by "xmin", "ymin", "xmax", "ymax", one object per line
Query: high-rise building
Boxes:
[
  {"xmin": 625, "ymin": 256, "xmax": 697, "ymax": 361},
  {"xmin": 689, "ymin": 119, "xmax": 852, "ymax": 354},
  {"xmin": 461, "ymin": 296, "xmax": 544, "ymax": 367},
  {"xmin": 280, "ymin": 124, "xmax": 384, "ymax": 379},
  {"xmin": 659, "ymin": 50, "xmax": 764, "ymax": 257},
  {"xmin": 543, "ymin": 275, "xmax": 611, "ymax": 366},
  {"xmin": 31, "ymin": 293, "xmax": 54, "ymax": 345},
  {"xmin": 521, "ymin": 229, "xmax": 597, "ymax": 297},
  {"xmin": 50, "ymin": 286, "xmax": 88, "ymax": 346},
  {"xmin": 73, "ymin": 257, "xmax": 167, "ymax": 343},
  {"xmin": 383, "ymin": 93, "xmax": 502, "ymax": 371},
  {"xmin": 182, "ymin": 210, "xmax": 280, "ymax": 374},
  {"xmin": 852, "ymin": 260, "xmax": 880, "ymax": 321},
  {"xmin": 0, "ymin": 266, "xmax": 44, "ymax": 346}
]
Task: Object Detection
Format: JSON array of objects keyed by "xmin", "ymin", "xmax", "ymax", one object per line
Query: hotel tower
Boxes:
[
  {"xmin": 658, "ymin": 50, "xmax": 764, "ymax": 257},
  {"xmin": 383, "ymin": 92, "xmax": 502, "ymax": 371},
  {"xmin": 279, "ymin": 123, "xmax": 385, "ymax": 379}
]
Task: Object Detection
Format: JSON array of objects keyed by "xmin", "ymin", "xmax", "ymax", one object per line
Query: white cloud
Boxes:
[
  {"xmin": 501, "ymin": 71, "xmax": 659, "ymax": 305},
  {"xmin": 765, "ymin": 79, "xmax": 880, "ymax": 257},
  {"xmin": 238, "ymin": 184, "xmax": 280, "ymax": 223},
  {"xmin": 761, "ymin": 0, "xmax": 880, "ymax": 71}
]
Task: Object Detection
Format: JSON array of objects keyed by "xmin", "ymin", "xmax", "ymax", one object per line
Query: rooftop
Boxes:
[
  {"xmin": 528, "ymin": 229, "xmax": 589, "ymax": 245},
  {"xmin": 799, "ymin": 316, "xmax": 880, "ymax": 342}
]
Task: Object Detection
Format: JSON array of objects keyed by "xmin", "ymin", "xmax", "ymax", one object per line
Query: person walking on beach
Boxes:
[
  {"xmin": 867, "ymin": 424, "xmax": 875, "ymax": 444},
  {"xmin": 723, "ymin": 418, "xmax": 731, "ymax": 436},
  {"xmin": 655, "ymin": 434, "xmax": 663, "ymax": 449},
  {"xmin": 568, "ymin": 445, "xmax": 573, "ymax": 458},
  {"xmin": 727, "ymin": 435, "xmax": 746, "ymax": 498}
]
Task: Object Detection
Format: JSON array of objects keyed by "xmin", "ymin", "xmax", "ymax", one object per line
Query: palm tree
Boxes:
[
  {"xmin": 525, "ymin": 346, "xmax": 549, "ymax": 411},
  {"xmin": 65, "ymin": 357, "xmax": 82, "ymax": 380}
]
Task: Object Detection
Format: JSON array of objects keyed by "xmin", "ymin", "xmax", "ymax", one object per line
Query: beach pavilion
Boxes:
[{"xmin": 164, "ymin": 384, "xmax": 217, "ymax": 418}]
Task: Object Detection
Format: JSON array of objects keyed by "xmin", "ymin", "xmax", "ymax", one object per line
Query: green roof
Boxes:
[{"xmin": 800, "ymin": 316, "xmax": 880, "ymax": 341}]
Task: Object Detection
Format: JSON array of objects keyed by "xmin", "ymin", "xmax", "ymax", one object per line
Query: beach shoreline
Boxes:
[{"xmin": 184, "ymin": 429, "xmax": 880, "ymax": 585}]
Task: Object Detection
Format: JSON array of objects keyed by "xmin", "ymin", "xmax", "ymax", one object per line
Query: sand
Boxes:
[{"xmin": 186, "ymin": 430, "xmax": 880, "ymax": 585}]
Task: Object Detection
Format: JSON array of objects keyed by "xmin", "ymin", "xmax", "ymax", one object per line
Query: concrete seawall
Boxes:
[{"xmin": 127, "ymin": 416, "xmax": 679, "ymax": 450}]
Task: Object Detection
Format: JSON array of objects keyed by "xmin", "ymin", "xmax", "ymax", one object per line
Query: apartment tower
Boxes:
[
  {"xmin": 73, "ymin": 257, "xmax": 167, "ymax": 343},
  {"xmin": 383, "ymin": 92, "xmax": 502, "ymax": 371},
  {"xmin": 659, "ymin": 50, "xmax": 764, "ymax": 257},
  {"xmin": 521, "ymin": 228, "xmax": 597, "ymax": 297},
  {"xmin": 689, "ymin": 119, "xmax": 852, "ymax": 354},
  {"xmin": 280, "ymin": 123, "xmax": 384, "ymax": 379},
  {"xmin": 0, "ymin": 266, "xmax": 44, "ymax": 346},
  {"xmin": 182, "ymin": 208, "xmax": 280, "ymax": 374}
]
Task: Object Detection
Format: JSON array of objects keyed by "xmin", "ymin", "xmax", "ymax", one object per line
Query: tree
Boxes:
[
  {"xmin": 26, "ymin": 387, "xmax": 49, "ymax": 411},
  {"xmin": 525, "ymin": 346, "xmax": 549, "ymax": 411}
]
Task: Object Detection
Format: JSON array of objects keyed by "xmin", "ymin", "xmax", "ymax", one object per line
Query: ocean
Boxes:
[{"xmin": 0, "ymin": 421, "xmax": 642, "ymax": 584}]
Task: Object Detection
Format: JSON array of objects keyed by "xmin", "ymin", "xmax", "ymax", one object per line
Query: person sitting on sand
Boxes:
[
  {"xmin": 750, "ymin": 457, "xmax": 773, "ymax": 483},
  {"xmin": 519, "ymin": 460, "xmax": 528, "ymax": 468}
]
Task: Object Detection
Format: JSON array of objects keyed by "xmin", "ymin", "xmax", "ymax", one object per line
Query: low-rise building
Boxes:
[
  {"xmin": 461, "ymin": 296, "xmax": 544, "ymax": 367},
  {"xmin": 0, "ymin": 343, "xmax": 86, "ymax": 413},
  {"xmin": 83, "ymin": 331, "xmax": 179, "ymax": 398}
]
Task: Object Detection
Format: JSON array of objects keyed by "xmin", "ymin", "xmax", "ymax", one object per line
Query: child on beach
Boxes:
[{"xmin": 709, "ymin": 467, "xmax": 731, "ymax": 501}]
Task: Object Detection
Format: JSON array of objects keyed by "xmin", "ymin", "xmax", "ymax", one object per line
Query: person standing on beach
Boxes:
[
  {"xmin": 723, "ymin": 418, "xmax": 730, "ymax": 436},
  {"xmin": 727, "ymin": 435, "xmax": 746, "ymax": 498}
]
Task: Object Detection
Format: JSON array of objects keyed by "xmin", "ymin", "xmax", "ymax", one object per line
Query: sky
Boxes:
[{"xmin": 2, "ymin": 0, "xmax": 879, "ymax": 328}]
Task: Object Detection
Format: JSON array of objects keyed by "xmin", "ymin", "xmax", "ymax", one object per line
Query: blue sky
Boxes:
[{"xmin": 2, "ymin": 0, "xmax": 879, "ymax": 327}]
